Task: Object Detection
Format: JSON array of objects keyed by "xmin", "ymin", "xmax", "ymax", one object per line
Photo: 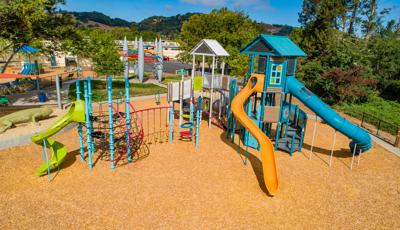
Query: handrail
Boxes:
[{"xmin": 134, "ymin": 106, "xmax": 171, "ymax": 113}]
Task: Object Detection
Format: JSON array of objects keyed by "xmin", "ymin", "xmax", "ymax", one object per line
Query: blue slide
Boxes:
[{"xmin": 286, "ymin": 77, "xmax": 372, "ymax": 153}]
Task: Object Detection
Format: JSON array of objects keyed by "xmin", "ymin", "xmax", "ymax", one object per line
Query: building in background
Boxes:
[{"xmin": 116, "ymin": 40, "xmax": 183, "ymax": 60}]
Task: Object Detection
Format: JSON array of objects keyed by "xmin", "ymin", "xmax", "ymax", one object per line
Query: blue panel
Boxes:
[
  {"xmin": 267, "ymin": 62, "xmax": 284, "ymax": 88},
  {"xmin": 261, "ymin": 34, "xmax": 306, "ymax": 57},
  {"xmin": 240, "ymin": 34, "xmax": 307, "ymax": 57}
]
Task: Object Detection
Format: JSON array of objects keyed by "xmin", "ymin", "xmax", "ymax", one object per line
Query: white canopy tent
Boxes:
[{"xmin": 190, "ymin": 39, "xmax": 229, "ymax": 128}]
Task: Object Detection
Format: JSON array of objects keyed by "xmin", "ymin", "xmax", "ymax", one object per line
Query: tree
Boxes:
[
  {"xmin": 360, "ymin": 0, "xmax": 390, "ymax": 39},
  {"xmin": 180, "ymin": 8, "xmax": 259, "ymax": 76},
  {"xmin": 0, "ymin": 0, "xmax": 77, "ymax": 72},
  {"xmin": 296, "ymin": 0, "xmax": 349, "ymax": 59},
  {"xmin": 348, "ymin": 0, "xmax": 361, "ymax": 35},
  {"xmin": 86, "ymin": 29, "xmax": 123, "ymax": 76},
  {"xmin": 298, "ymin": 0, "xmax": 318, "ymax": 28}
]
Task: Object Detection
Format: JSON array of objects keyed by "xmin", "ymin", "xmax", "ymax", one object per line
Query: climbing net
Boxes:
[{"xmin": 82, "ymin": 99, "xmax": 145, "ymax": 166}]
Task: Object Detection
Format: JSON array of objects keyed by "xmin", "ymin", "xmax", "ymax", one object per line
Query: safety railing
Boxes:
[
  {"xmin": 358, "ymin": 112, "xmax": 400, "ymax": 146},
  {"xmin": 133, "ymin": 106, "xmax": 171, "ymax": 145}
]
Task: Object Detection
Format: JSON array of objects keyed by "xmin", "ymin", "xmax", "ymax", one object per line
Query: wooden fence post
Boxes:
[{"xmin": 395, "ymin": 130, "xmax": 400, "ymax": 148}]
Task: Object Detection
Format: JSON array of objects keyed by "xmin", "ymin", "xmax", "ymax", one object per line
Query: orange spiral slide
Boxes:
[{"xmin": 231, "ymin": 74, "xmax": 279, "ymax": 195}]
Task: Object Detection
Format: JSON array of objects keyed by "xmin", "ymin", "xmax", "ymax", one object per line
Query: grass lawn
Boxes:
[
  {"xmin": 112, "ymin": 73, "xmax": 151, "ymax": 80},
  {"xmin": 69, "ymin": 79, "xmax": 167, "ymax": 102},
  {"xmin": 335, "ymin": 95, "xmax": 400, "ymax": 134},
  {"xmin": 161, "ymin": 75, "xmax": 182, "ymax": 84},
  {"xmin": 161, "ymin": 75, "xmax": 203, "ymax": 91}
]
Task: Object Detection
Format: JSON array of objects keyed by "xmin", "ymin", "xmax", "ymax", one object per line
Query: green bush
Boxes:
[{"xmin": 335, "ymin": 94, "xmax": 400, "ymax": 134}]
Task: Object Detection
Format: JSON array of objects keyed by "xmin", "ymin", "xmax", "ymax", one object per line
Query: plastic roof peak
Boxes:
[
  {"xmin": 191, "ymin": 39, "xmax": 229, "ymax": 57},
  {"xmin": 241, "ymin": 34, "xmax": 306, "ymax": 57}
]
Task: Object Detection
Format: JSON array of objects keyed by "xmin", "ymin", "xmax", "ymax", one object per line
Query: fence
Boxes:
[
  {"xmin": 359, "ymin": 112, "xmax": 400, "ymax": 146},
  {"xmin": 38, "ymin": 72, "xmax": 77, "ymax": 88}
]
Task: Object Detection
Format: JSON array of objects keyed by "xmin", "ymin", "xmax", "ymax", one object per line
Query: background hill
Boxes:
[
  {"xmin": 64, "ymin": 11, "xmax": 293, "ymax": 37},
  {"xmin": 67, "ymin": 11, "xmax": 132, "ymax": 28}
]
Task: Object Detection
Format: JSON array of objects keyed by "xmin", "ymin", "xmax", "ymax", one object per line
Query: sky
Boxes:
[{"xmin": 60, "ymin": 0, "xmax": 400, "ymax": 26}]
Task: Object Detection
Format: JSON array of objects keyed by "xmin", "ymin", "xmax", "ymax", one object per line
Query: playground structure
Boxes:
[
  {"xmin": 167, "ymin": 78, "xmax": 202, "ymax": 146},
  {"xmin": 32, "ymin": 74, "xmax": 161, "ymax": 179},
  {"xmin": 225, "ymin": 34, "xmax": 372, "ymax": 195},
  {"xmin": 33, "ymin": 73, "xmax": 203, "ymax": 179},
  {"xmin": 21, "ymin": 34, "xmax": 373, "ymax": 198},
  {"xmin": 190, "ymin": 39, "xmax": 230, "ymax": 128},
  {"xmin": 32, "ymin": 39, "xmax": 199, "ymax": 179},
  {"xmin": 123, "ymin": 37, "xmax": 163, "ymax": 82},
  {"xmin": 18, "ymin": 45, "xmax": 40, "ymax": 75}
]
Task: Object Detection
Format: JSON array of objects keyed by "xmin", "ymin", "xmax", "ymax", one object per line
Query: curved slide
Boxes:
[
  {"xmin": 286, "ymin": 77, "xmax": 372, "ymax": 153},
  {"xmin": 231, "ymin": 74, "xmax": 279, "ymax": 196},
  {"xmin": 31, "ymin": 100, "xmax": 86, "ymax": 176}
]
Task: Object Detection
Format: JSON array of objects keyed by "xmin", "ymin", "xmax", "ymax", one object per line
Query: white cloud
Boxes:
[
  {"xmin": 180, "ymin": 0, "xmax": 227, "ymax": 7},
  {"xmin": 233, "ymin": 0, "xmax": 272, "ymax": 11},
  {"xmin": 180, "ymin": 0, "xmax": 272, "ymax": 10},
  {"xmin": 164, "ymin": 4, "xmax": 174, "ymax": 11}
]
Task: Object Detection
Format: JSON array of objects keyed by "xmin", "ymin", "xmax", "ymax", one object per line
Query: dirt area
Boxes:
[{"xmin": 0, "ymin": 97, "xmax": 399, "ymax": 229}]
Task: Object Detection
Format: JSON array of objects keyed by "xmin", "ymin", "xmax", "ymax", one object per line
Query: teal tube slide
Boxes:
[{"xmin": 286, "ymin": 77, "xmax": 372, "ymax": 153}]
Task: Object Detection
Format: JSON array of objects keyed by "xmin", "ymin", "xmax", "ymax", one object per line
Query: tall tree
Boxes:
[
  {"xmin": 180, "ymin": 8, "xmax": 258, "ymax": 76},
  {"xmin": 296, "ymin": 0, "xmax": 348, "ymax": 59},
  {"xmin": 361, "ymin": 0, "xmax": 378, "ymax": 39},
  {"xmin": 0, "ymin": 0, "xmax": 76, "ymax": 72},
  {"xmin": 298, "ymin": 0, "xmax": 318, "ymax": 28},
  {"xmin": 348, "ymin": 0, "xmax": 361, "ymax": 35},
  {"xmin": 360, "ymin": 0, "xmax": 389, "ymax": 39}
]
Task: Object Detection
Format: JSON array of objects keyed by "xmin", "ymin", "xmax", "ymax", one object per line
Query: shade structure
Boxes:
[
  {"xmin": 190, "ymin": 39, "xmax": 229, "ymax": 128},
  {"xmin": 190, "ymin": 39, "xmax": 229, "ymax": 57},
  {"xmin": 17, "ymin": 45, "xmax": 38, "ymax": 53}
]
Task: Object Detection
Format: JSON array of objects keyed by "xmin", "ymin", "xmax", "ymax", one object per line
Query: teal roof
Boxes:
[{"xmin": 241, "ymin": 34, "xmax": 306, "ymax": 57}]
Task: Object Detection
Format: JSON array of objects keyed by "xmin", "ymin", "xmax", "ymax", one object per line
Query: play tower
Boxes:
[
  {"xmin": 227, "ymin": 34, "xmax": 372, "ymax": 195},
  {"xmin": 230, "ymin": 34, "xmax": 309, "ymax": 155},
  {"xmin": 227, "ymin": 34, "xmax": 372, "ymax": 156}
]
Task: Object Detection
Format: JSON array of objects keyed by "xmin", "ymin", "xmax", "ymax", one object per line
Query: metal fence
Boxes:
[
  {"xmin": 359, "ymin": 112, "xmax": 400, "ymax": 146},
  {"xmin": 38, "ymin": 72, "xmax": 77, "ymax": 89}
]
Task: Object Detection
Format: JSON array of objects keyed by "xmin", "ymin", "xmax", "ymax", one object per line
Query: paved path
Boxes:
[
  {"xmin": 371, "ymin": 135, "xmax": 400, "ymax": 157},
  {"xmin": 0, "ymin": 123, "xmax": 75, "ymax": 150}
]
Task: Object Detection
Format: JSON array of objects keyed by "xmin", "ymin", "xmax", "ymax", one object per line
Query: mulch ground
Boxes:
[{"xmin": 0, "ymin": 98, "xmax": 399, "ymax": 229}]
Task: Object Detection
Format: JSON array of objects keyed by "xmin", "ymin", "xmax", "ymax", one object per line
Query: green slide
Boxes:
[{"xmin": 31, "ymin": 100, "xmax": 86, "ymax": 176}]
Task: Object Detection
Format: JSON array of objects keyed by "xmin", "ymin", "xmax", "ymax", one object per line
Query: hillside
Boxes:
[
  {"xmin": 257, "ymin": 23, "xmax": 294, "ymax": 36},
  {"xmin": 64, "ymin": 11, "xmax": 294, "ymax": 36},
  {"xmin": 67, "ymin": 11, "xmax": 132, "ymax": 28},
  {"xmin": 137, "ymin": 13, "xmax": 198, "ymax": 36}
]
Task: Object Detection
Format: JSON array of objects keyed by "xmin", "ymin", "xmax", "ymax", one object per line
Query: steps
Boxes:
[
  {"xmin": 277, "ymin": 125, "xmax": 302, "ymax": 155},
  {"xmin": 277, "ymin": 137, "xmax": 300, "ymax": 153},
  {"xmin": 180, "ymin": 122, "xmax": 193, "ymax": 140}
]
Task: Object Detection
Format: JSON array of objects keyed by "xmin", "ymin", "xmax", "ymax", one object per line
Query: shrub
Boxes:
[{"xmin": 321, "ymin": 66, "xmax": 376, "ymax": 104}]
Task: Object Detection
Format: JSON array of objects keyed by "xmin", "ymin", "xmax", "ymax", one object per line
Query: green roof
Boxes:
[{"xmin": 241, "ymin": 34, "xmax": 307, "ymax": 57}]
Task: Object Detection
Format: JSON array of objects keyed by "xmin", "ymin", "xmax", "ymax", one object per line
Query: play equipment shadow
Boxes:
[
  {"xmin": 92, "ymin": 141, "xmax": 150, "ymax": 168},
  {"xmin": 42, "ymin": 148, "xmax": 79, "ymax": 181},
  {"xmin": 301, "ymin": 143, "xmax": 356, "ymax": 168},
  {"xmin": 302, "ymin": 143, "xmax": 352, "ymax": 159},
  {"xmin": 219, "ymin": 132, "xmax": 270, "ymax": 195}
]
